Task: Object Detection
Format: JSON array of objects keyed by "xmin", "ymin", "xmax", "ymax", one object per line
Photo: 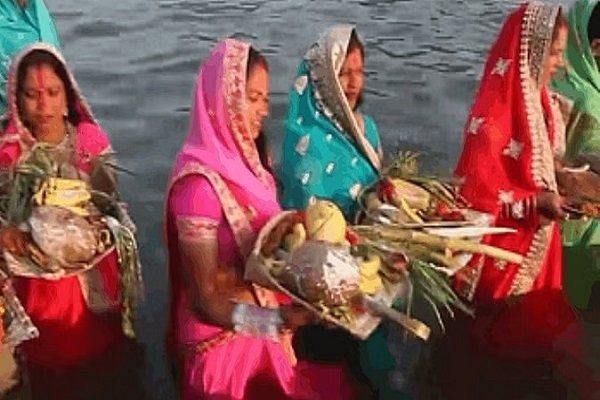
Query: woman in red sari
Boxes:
[
  {"xmin": 436, "ymin": 3, "xmax": 589, "ymax": 399},
  {"xmin": 0, "ymin": 44, "xmax": 143, "ymax": 399}
]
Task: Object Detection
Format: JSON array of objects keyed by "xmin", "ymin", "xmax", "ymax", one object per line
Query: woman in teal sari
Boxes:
[
  {"xmin": 0, "ymin": 0, "xmax": 60, "ymax": 115},
  {"xmin": 553, "ymin": 0, "xmax": 600, "ymax": 314},
  {"xmin": 279, "ymin": 26, "xmax": 414, "ymax": 400},
  {"xmin": 279, "ymin": 25, "xmax": 382, "ymax": 219}
]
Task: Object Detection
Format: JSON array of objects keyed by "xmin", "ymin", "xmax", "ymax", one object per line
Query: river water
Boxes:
[{"xmin": 43, "ymin": 0, "xmax": 570, "ymax": 397}]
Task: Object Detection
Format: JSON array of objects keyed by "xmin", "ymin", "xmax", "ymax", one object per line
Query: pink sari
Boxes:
[
  {"xmin": 165, "ymin": 39, "xmax": 316, "ymax": 400},
  {"xmin": 0, "ymin": 44, "xmax": 123, "ymax": 371}
]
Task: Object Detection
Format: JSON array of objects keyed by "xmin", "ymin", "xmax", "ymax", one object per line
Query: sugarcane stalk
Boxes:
[
  {"xmin": 362, "ymin": 295, "xmax": 431, "ymax": 341},
  {"xmin": 355, "ymin": 226, "xmax": 523, "ymax": 265}
]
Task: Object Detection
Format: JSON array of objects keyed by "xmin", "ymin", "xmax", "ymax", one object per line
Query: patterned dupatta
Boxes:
[
  {"xmin": 455, "ymin": 2, "xmax": 566, "ymax": 298},
  {"xmin": 304, "ymin": 25, "xmax": 382, "ymax": 171},
  {"xmin": 1, "ymin": 43, "xmax": 96, "ymax": 162}
]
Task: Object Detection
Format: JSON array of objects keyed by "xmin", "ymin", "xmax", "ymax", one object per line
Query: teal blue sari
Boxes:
[
  {"xmin": 278, "ymin": 26, "xmax": 382, "ymax": 219},
  {"xmin": 278, "ymin": 26, "xmax": 412, "ymax": 399},
  {"xmin": 278, "ymin": 60, "xmax": 380, "ymax": 217},
  {"xmin": 0, "ymin": 0, "xmax": 60, "ymax": 115}
]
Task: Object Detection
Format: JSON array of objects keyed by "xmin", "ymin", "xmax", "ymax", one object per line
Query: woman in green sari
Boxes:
[
  {"xmin": 0, "ymin": 0, "xmax": 60, "ymax": 115},
  {"xmin": 553, "ymin": 0, "xmax": 600, "ymax": 314}
]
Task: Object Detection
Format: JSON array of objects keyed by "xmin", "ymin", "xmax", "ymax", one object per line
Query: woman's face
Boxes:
[
  {"xmin": 338, "ymin": 47, "xmax": 364, "ymax": 111},
  {"xmin": 244, "ymin": 64, "xmax": 269, "ymax": 141},
  {"xmin": 19, "ymin": 63, "xmax": 67, "ymax": 138},
  {"xmin": 541, "ymin": 26, "xmax": 568, "ymax": 86}
]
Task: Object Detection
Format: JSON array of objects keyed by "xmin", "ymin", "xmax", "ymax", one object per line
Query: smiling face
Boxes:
[
  {"xmin": 18, "ymin": 63, "xmax": 68, "ymax": 139},
  {"xmin": 338, "ymin": 47, "xmax": 364, "ymax": 111},
  {"xmin": 244, "ymin": 63, "xmax": 269, "ymax": 140},
  {"xmin": 540, "ymin": 25, "xmax": 568, "ymax": 86}
]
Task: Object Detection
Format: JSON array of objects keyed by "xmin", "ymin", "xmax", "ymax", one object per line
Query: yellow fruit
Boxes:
[
  {"xmin": 359, "ymin": 274, "xmax": 383, "ymax": 295},
  {"xmin": 359, "ymin": 253, "xmax": 382, "ymax": 276},
  {"xmin": 358, "ymin": 254, "xmax": 383, "ymax": 295},
  {"xmin": 397, "ymin": 196, "xmax": 424, "ymax": 224},
  {"xmin": 389, "ymin": 178, "xmax": 431, "ymax": 210},
  {"xmin": 33, "ymin": 178, "xmax": 91, "ymax": 217},
  {"xmin": 305, "ymin": 200, "xmax": 347, "ymax": 244},
  {"xmin": 283, "ymin": 223, "xmax": 307, "ymax": 252}
]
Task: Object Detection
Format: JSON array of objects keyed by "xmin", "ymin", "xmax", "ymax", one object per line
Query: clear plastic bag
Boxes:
[{"xmin": 28, "ymin": 206, "xmax": 98, "ymax": 266}]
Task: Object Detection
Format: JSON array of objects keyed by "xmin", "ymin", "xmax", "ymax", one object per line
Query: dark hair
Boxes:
[
  {"xmin": 346, "ymin": 29, "xmax": 365, "ymax": 110},
  {"xmin": 254, "ymin": 131, "xmax": 272, "ymax": 174},
  {"xmin": 589, "ymin": 3, "xmax": 600, "ymax": 43},
  {"xmin": 246, "ymin": 47, "xmax": 272, "ymax": 173},
  {"xmin": 552, "ymin": 8, "xmax": 568, "ymax": 42},
  {"xmin": 347, "ymin": 29, "xmax": 365, "ymax": 59},
  {"xmin": 247, "ymin": 47, "xmax": 269, "ymax": 78},
  {"xmin": 16, "ymin": 49, "xmax": 80, "ymax": 125}
]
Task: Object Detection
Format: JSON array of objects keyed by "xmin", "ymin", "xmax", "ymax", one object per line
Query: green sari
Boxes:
[
  {"xmin": 553, "ymin": 0, "xmax": 600, "ymax": 310},
  {"xmin": 0, "ymin": 0, "xmax": 60, "ymax": 115}
]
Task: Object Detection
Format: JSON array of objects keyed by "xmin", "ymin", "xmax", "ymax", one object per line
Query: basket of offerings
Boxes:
[
  {"xmin": 555, "ymin": 160, "xmax": 600, "ymax": 219},
  {"xmin": 353, "ymin": 151, "xmax": 524, "ymax": 328},
  {"xmin": 0, "ymin": 144, "xmax": 142, "ymax": 337},
  {"xmin": 246, "ymin": 200, "xmax": 431, "ymax": 340}
]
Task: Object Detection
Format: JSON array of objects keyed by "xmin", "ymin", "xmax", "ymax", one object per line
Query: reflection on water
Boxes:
[{"xmin": 44, "ymin": 0, "xmax": 568, "ymax": 397}]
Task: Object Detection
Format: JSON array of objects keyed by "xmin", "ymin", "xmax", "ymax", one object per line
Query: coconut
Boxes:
[{"xmin": 305, "ymin": 200, "xmax": 347, "ymax": 244}]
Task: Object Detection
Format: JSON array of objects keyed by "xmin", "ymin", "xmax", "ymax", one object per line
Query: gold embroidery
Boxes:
[
  {"xmin": 193, "ymin": 330, "xmax": 236, "ymax": 354},
  {"xmin": 506, "ymin": 3, "xmax": 558, "ymax": 295},
  {"xmin": 176, "ymin": 216, "xmax": 219, "ymax": 242},
  {"xmin": 509, "ymin": 223, "xmax": 553, "ymax": 296},
  {"xmin": 222, "ymin": 40, "xmax": 275, "ymax": 192}
]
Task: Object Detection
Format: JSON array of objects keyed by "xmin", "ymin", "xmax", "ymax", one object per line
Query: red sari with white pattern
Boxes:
[{"xmin": 453, "ymin": 3, "xmax": 579, "ymax": 365}]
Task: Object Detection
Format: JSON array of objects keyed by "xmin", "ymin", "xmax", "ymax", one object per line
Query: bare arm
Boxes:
[{"xmin": 178, "ymin": 233, "xmax": 256, "ymax": 329}]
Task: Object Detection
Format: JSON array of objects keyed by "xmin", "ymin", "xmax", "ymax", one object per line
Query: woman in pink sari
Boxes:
[{"xmin": 165, "ymin": 39, "xmax": 319, "ymax": 400}]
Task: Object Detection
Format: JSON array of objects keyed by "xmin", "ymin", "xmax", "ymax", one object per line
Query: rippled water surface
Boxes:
[{"xmin": 44, "ymin": 0, "xmax": 568, "ymax": 397}]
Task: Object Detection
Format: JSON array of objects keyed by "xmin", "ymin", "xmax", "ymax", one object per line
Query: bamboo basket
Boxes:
[{"xmin": 245, "ymin": 211, "xmax": 430, "ymax": 340}]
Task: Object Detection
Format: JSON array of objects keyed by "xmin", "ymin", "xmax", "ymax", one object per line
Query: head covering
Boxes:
[
  {"xmin": 455, "ymin": 2, "xmax": 563, "ymax": 215},
  {"xmin": 1, "ymin": 43, "xmax": 95, "ymax": 149},
  {"xmin": 552, "ymin": 0, "xmax": 600, "ymax": 157},
  {"xmin": 303, "ymin": 25, "xmax": 381, "ymax": 170},
  {"xmin": 169, "ymin": 39, "xmax": 280, "ymax": 239},
  {"xmin": 279, "ymin": 26, "xmax": 382, "ymax": 217},
  {"xmin": 0, "ymin": 0, "xmax": 61, "ymax": 115},
  {"xmin": 455, "ymin": 2, "xmax": 567, "ymax": 300},
  {"xmin": 553, "ymin": 0, "xmax": 600, "ymax": 120}
]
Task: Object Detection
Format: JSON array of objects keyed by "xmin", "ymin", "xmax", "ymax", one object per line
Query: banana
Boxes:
[
  {"xmin": 359, "ymin": 254, "xmax": 383, "ymax": 295},
  {"xmin": 389, "ymin": 178, "xmax": 431, "ymax": 210},
  {"xmin": 283, "ymin": 223, "xmax": 307, "ymax": 252},
  {"xmin": 397, "ymin": 196, "xmax": 424, "ymax": 223},
  {"xmin": 33, "ymin": 178, "xmax": 91, "ymax": 217}
]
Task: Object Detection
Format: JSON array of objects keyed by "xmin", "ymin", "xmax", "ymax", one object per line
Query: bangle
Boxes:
[{"xmin": 231, "ymin": 303, "xmax": 282, "ymax": 340}]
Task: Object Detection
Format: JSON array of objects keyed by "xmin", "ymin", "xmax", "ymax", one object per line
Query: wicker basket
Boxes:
[{"xmin": 245, "ymin": 211, "xmax": 429, "ymax": 340}]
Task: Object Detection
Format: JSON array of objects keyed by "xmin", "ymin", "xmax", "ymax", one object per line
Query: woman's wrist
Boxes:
[
  {"xmin": 501, "ymin": 195, "xmax": 537, "ymax": 220},
  {"xmin": 231, "ymin": 302, "xmax": 282, "ymax": 339}
]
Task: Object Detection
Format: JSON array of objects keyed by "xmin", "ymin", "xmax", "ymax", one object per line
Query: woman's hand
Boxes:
[
  {"xmin": 0, "ymin": 227, "xmax": 29, "ymax": 256},
  {"xmin": 536, "ymin": 191, "xmax": 565, "ymax": 222}
]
